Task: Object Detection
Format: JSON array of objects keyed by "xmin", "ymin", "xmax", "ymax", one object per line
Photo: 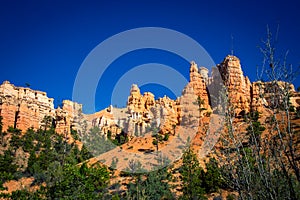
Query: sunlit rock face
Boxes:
[
  {"xmin": 0, "ymin": 81, "xmax": 82, "ymax": 134},
  {"xmin": 188, "ymin": 61, "xmax": 211, "ymax": 114},
  {"xmin": 217, "ymin": 55, "xmax": 251, "ymax": 115},
  {"xmin": 251, "ymin": 81, "xmax": 299, "ymax": 112},
  {"xmin": 0, "ymin": 81, "xmax": 55, "ymax": 132},
  {"xmin": 1, "ymin": 55, "xmax": 299, "ymax": 137}
]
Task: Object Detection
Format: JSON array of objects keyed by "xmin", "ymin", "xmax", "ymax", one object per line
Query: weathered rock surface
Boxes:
[
  {"xmin": 0, "ymin": 81, "xmax": 55, "ymax": 132},
  {"xmin": 155, "ymin": 95, "xmax": 179, "ymax": 134},
  {"xmin": 188, "ymin": 61, "xmax": 211, "ymax": 114},
  {"xmin": 86, "ymin": 84, "xmax": 180, "ymax": 139},
  {"xmin": 178, "ymin": 84, "xmax": 199, "ymax": 126},
  {"xmin": 0, "ymin": 81, "xmax": 82, "ymax": 134},
  {"xmin": 252, "ymin": 80, "xmax": 299, "ymax": 112},
  {"xmin": 0, "ymin": 55, "xmax": 299, "ymax": 139},
  {"xmin": 55, "ymin": 100, "xmax": 83, "ymax": 134},
  {"xmin": 217, "ymin": 55, "xmax": 251, "ymax": 115}
]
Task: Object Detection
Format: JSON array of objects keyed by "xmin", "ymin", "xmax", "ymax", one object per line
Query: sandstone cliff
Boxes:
[
  {"xmin": 85, "ymin": 84, "xmax": 179, "ymax": 139},
  {"xmin": 0, "ymin": 55, "xmax": 299, "ymax": 139},
  {"xmin": 217, "ymin": 55, "xmax": 251, "ymax": 115},
  {"xmin": 0, "ymin": 81, "xmax": 82, "ymax": 134},
  {"xmin": 188, "ymin": 61, "xmax": 211, "ymax": 113}
]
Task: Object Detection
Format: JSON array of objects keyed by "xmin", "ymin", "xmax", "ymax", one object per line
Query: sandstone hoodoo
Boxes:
[
  {"xmin": 188, "ymin": 61, "xmax": 211, "ymax": 115},
  {"xmin": 76, "ymin": 55, "xmax": 299, "ymax": 138},
  {"xmin": 0, "ymin": 81, "xmax": 55, "ymax": 132},
  {"xmin": 55, "ymin": 100, "xmax": 83, "ymax": 134},
  {"xmin": 217, "ymin": 55, "xmax": 251, "ymax": 115},
  {"xmin": 0, "ymin": 55, "xmax": 299, "ymax": 137},
  {"xmin": 127, "ymin": 83, "xmax": 155, "ymax": 118},
  {"xmin": 1, "ymin": 55, "xmax": 300, "ymax": 198}
]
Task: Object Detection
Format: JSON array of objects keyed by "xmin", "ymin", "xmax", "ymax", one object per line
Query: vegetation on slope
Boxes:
[{"xmin": 0, "ymin": 27, "xmax": 299, "ymax": 200}]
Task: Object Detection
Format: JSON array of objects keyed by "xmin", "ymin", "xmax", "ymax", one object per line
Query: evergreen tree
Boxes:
[
  {"xmin": 180, "ymin": 148, "xmax": 206, "ymax": 200},
  {"xmin": 46, "ymin": 163, "xmax": 109, "ymax": 199},
  {"xmin": 126, "ymin": 167, "xmax": 174, "ymax": 200},
  {"xmin": 201, "ymin": 158, "xmax": 223, "ymax": 193},
  {"xmin": 0, "ymin": 116, "xmax": 3, "ymax": 144}
]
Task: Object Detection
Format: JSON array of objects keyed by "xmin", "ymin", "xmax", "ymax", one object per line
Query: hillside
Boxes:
[{"xmin": 0, "ymin": 55, "xmax": 300, "ymax": 199}]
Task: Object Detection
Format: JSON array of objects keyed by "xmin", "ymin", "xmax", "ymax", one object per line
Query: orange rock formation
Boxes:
[
  {"xmin": 0, "ymin": 81, "xmax": 82, "ymax": 134},
  {"xmin": 1, "ymin": 55, "xmax": 299, "ymax": 138}
]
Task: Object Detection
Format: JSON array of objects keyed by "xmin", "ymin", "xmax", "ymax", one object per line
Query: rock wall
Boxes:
[
  {"xmin": 1, "ymin": 55, "xmax": 299, "ymax": 138},
  {"xmin": 126, "ymin": 84, "xmax": 155, "ymax": 136},
  {"xmin": 217, "ymin": 55, "xmax": 252, "ymax": 115},
  {"xmin": 178, "ymin": 84, "xmax": 200, "ymax": 126},
  {"xmin": 127, "ymin": 84, "xmax": 155, "ymax": 113},
  {"xmin": 84, "ymin": 106, "xmax": 122, "ymax": 138},
  {"xmin": 155, "ymin": 95, "xmax": 179, "ymax": 134},
  {"xmin": 0, "ymin": 81, "xmax": 55, "ymax": 132},
  {"xmin": 188, "ymin": 61, "xmax": 211, "ymax": 114},
  {"xmin": 86, "ymin": 84, "xmax": 180, "ymax": 138},
  {"xmin": 251, "ymin": 81, "xmax": 298, "ymax": 111},
  {"xmin": 0, "ymin": 81, "xmax": 82, "ymax": 134},
  {"xmin": 185, "ymin": 55, "xmax": 298, "ymax": 116},
  {"xmin": 55, "ymin": 100, "xmax": 83, "ymax": 134}
]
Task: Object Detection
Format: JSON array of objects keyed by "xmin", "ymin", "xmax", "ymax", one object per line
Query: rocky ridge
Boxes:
[
  {"xmin": 0, "ymin": 55, "xmax": 299, "ymax": 139},
  {"xmin": 0, "ymin": 81, "xmax": 82, "ymax": 135}
]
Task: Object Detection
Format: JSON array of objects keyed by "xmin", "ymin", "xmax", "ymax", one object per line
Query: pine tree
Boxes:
[{"xmin": 180, "ymin": 148, "xmax": 207, "ymax": 200}]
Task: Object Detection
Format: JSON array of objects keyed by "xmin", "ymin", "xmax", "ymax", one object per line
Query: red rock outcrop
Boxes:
[
  {"xmin": 1, "ymin": 55, "xmax": 299, "ymax": 141},
  {"xmin": 55, "ymin": 100, "xmax": 83, "ymax": 134},
  {"xmin": 217, "ymin": 55, "xmax": 251, "ymax": 115},
  {"xmin": 252, "ymin": 81, "xmax": 298, "ymax": 112},
  {"xmin": 85, "ymin": 84, "xmax": 181, "ymax": 138},
  {"xmin": 126, "ymin": 84, "xmax": 156, "ymax": 136},
  {"xmin": 84, "ymin": 105, "xmax": 122, "ymax": 138},
  {"xmin": 177, "ymin": 84, "xmax": 200, "ymax": 126},
  {"xmin": 127, "ymin": 84, "xmax": 155, "ymax": 113},
  {"xmin": 188, "ymin": 61, "xmax": 211, "ymax": 114},
  {"xmin": 0, "ymin": 81, "xmax": 55, "ymax": 132},
  {"xmin": 0, "ymin": 81, "xmax": 82, "ymax": 134},
  {"xmin": 155, "ymin": 95, "xmax": 179, "ymax": 134}
]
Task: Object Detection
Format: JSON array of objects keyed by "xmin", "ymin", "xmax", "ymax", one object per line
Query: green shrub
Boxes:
[
  {"xmin": 226, "ymin": 194, "xmax": 236, "ymax": 200},
  {"xmin": 163, "ymin": 133, "xmax": 169, "ymax": 141},
  {"xmin": 152, "ymin": 139, "xmax": 158, "ymax": 145},
  {"xmin": 202, "ymin": 158, "xmax": 224, "ymax": 193}
]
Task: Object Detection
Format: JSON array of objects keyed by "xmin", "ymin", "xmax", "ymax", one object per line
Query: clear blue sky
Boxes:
[{"xmin": 0, "ymin": 0, "xmax": 299, "ymax": 112}]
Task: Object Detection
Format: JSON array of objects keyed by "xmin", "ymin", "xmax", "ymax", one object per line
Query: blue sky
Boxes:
[{"xmin": 0, "ymin": 0, "xmax": 299, "ymax": 112}]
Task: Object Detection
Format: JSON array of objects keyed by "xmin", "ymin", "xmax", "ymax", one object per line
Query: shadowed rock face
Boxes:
[{"xmin": 0, "ymin": 55, "xmax": 299, "ymax": 136}]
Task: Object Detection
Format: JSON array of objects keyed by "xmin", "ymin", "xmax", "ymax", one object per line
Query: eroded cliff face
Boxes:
[
  {"xmin": 0, "ymin": 81, "xmax": 55, "ymax": 132},
  {"xmin": 0, "ymin": 81, "xmax": 82, "ymax": 134},
  {"xmin": 55, "ymin": 100, "xmax": 83, "ymax": 134},
  {"xmin": 85, "ymin": 56, "xmax": 253, "ymax": 138},
  {"xmin": 85, "ymin": 84, "xmax": 180, "ymax": 139},
  {"xmin": 251, "ymin": 81, "xmax": 300, "ymax": 112},
  {"xmin": 1, "ymin": 55, "xmax": 299, "ymax": 138},
  {"xmin": 217, "ymin": 55, "xmax": 252, "ymax": 115},
  {"xmin": 188, "ymin": 61, "xmax": 211, "ymax": 113}
]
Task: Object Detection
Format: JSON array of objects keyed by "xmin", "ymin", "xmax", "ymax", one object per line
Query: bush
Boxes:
[
  {"xmin": 201, "ymin": 158, "xmax": 224, "ymax": 193},
  {"xmin": 107, "ymin": 130, "xmax": 112, "ymax": 140},
  {"xmin": 152, "ymin": 139, "xmax": 158, "ymax": 145},
  {"xmin": 226, "ymin": 194, "xmax": 236, "ymax": 200},
  {"xmin": 296, "ymin": 107, "xmax": 300, "ymax": 119},
  {"xmin": 46, "ymin": 163, "xmax": 109, "ymax": 199},
  {"xmin": 289, "ymin": 105, "xmax": 295, "ymax": 112},
  {"xmin": 163, "ymin": 133, "xmax": 169, "ymax": 141},
  {"xmin": 70, "ymin": 129, "xmax": 79, "ymax": 140}
]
